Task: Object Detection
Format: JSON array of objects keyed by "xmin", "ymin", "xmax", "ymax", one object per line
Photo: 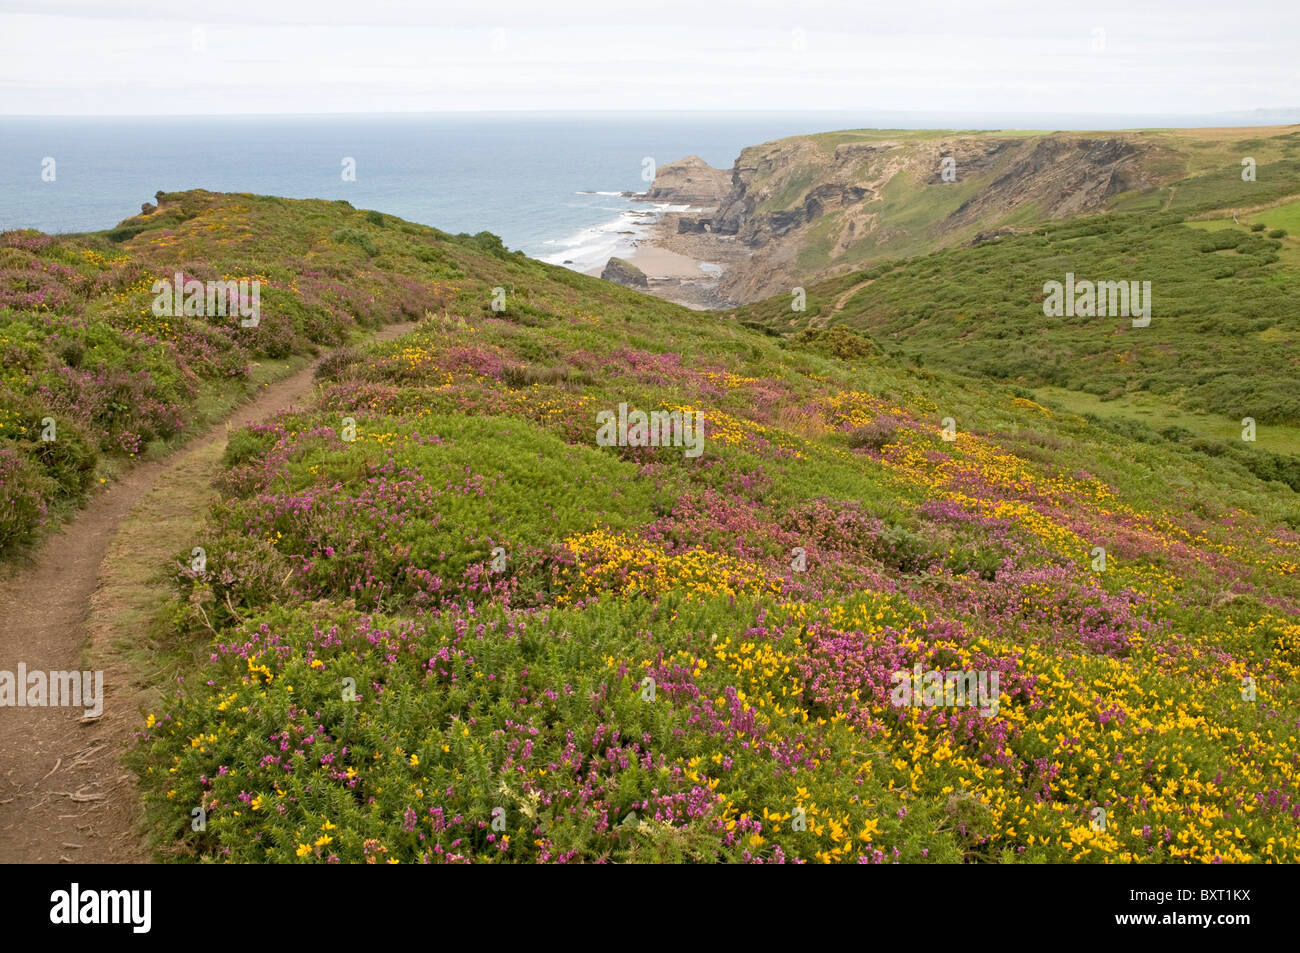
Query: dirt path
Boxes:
[
  {"xmin": 1188, "ymin": 191, "xmax": 1300, "ymax": 221},
  {"xmin": 815, "ymin": 277, "xmax": 877, "ymax": 327},
  {"xmin": 0, "ymin": 321, "xmax": 415, "ymax": 863}
]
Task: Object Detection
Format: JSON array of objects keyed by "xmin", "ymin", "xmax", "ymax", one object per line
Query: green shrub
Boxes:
[
  {"xmin": 1189, "ymin": 437, "xmax": 1228, "ymax": 457},
  {"xmin": 791, "ymin": 325, "xmax": 877, "ymax": 360},
  {"xmin": 1083, "ymin": 413, "xmax": 1161, "ymax": 444},
  {"xmin": 1234, "ymin": 447, "xmax": 1300, "ymax": 492},
  {"xmin": 30, "ymin": 423, "xmax": 96, "ymax": 499},
  {"xmin": 59, "ymin": 340, "xmax": 85, "ymax": 368},
  {"xmin": 0, "ymin": 446, "xmax": 52, "ymax": 554},
  {"xmin": 331, "ymin": 228, "xmax": 379, "ymax": 257},
  {"xmin": 454, "ymin": 231, "xmax": 513, "ymax": 259}
]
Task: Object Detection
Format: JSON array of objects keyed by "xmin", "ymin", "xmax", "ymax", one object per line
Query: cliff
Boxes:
[
  {"xmin": 639, "ymin": 155, "xmax": 732, "ymax": 207},
  {"xmin": 643, "ymin": 125, "xmax": 1300, "ymax": 305}
]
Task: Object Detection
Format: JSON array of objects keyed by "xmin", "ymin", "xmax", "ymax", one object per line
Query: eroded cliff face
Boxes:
[
  {"xmin": 644, "ymin": 130, "xmax": 1181, "ymax": 305},
  {"xmin": 939, "ymin": 136, "xmax": 1157, "ymax": 227},
  {"xmin": 640, "ymin": 155, "xmax": 733, "ymax": 207}
]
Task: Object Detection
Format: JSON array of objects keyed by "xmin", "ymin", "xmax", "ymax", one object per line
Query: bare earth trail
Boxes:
[
  {"xmin": 1189, "ymin": 190, "xmax": 1300, "ymax": 220},
  {"xmin": 814, "ymin": 277, "xmax": 878, "ymax": 328},
  {"xmin": 0, "ymin": 321, "xmax": 415, "ymax": 863}
]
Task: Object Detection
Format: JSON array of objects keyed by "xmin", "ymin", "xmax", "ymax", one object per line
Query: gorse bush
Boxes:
[{"xmin": 790, "ymin": 325, "xmax": 877, "ymax": 359}]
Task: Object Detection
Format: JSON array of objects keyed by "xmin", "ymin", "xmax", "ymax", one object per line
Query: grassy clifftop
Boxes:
[{"xmin": 39, "ymin": 191, "xmax": 1291, "ymax": 864}]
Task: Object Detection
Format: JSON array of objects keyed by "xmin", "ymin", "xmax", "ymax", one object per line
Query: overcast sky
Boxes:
[{"xmin": 1, "ymin": 0, "xmax": 1297, "ymax": 116}]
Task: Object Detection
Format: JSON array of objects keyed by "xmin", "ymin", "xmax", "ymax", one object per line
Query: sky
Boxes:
[{"xmin": 1, "ymin": 0, "xmax": 1298, "ymax": 116}]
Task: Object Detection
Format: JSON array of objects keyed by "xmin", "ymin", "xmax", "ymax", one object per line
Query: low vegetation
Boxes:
[{"xmin": 62, "ymin": 191, "xmax": 1297, "ymax": 864}]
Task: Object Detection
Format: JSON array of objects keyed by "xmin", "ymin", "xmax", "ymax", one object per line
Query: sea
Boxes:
[{"xmin": 0, "ymin": 111, "xmax": 1287, "ymax": 274}]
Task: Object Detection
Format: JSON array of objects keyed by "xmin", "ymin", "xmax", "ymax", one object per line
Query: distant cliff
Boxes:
[
  {"xmin": 638, "ymin": 155, "xmax": 732, "ymax": 207},
  {"xmin": 640, "ymin": 125, "xmax": 1300, "ymax": 305}
]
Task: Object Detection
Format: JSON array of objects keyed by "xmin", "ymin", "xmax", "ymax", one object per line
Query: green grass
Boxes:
[
  {"xmin": 1031, "ymin": 385, "xmax": 1300, "ymax": 454},
  {"xmin": 1255, "ymin": 196, "xmax": 1300, "ymax": 234}
]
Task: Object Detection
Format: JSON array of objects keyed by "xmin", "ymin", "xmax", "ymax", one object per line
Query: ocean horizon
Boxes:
[{"xmin": 3, "ymin": 110, "xmax": 1296, "ymax": 274}]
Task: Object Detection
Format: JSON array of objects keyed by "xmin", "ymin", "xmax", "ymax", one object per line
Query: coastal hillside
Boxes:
[
  {"xmin": 643, "ymin": 125, "xmax": 1300, "ymax": 304},
  {"xmin": 734, "ymin": 197, "xmax": 1300, "ymax": 467},
  {"xmin": 0, "ymin": 190, "xmax": 479, "ymax": 556},
  {"xmin": 5, "ymin": 192, "xmax": 1298, "ymax": 862}
]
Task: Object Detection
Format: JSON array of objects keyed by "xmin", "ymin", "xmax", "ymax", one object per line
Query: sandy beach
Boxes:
[
  {"xmin": 581, "ymin": 242, "xmax": 705, "ymax": 280},
  {"xmin": 623, "ymin": 243, "xmax": 712, "ymax": 279},
  {"xmin": 583, "ymin": 209, "xmax": 753, "ymax": 309}
]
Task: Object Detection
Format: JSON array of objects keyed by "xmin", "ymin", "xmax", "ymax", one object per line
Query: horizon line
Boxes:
[{"xmin": 2, "ymin": 107, "xmax": 1299, "ymax": 121}]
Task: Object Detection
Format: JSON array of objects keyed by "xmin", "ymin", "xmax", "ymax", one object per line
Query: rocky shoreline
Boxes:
[
  {"xmin": 590, "ymin": 156, "xmax": 752, "ymax": 310},
  {"xmin": 625, "ymin": 210, "xmax": 751, "ymax": 309}
]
